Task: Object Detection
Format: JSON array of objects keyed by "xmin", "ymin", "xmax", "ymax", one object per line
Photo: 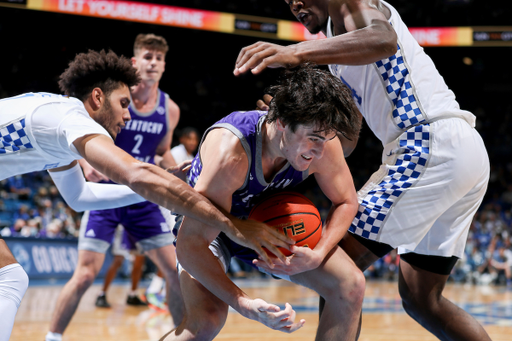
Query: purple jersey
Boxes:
[
  {"xmin": 116, "ymin": 90, "xmax": 169, "ymax": 164},
  {"xmin": 187, "ymin": 110, "xmax": 308, "ymax": 218}
]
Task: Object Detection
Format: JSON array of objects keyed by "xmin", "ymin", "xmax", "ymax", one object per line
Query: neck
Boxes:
[
  {"xmin": 131, "ymin": 81, "xmax": 159, "ymax": 110},
  {"xmin": 261, "ymin": 122, "xmax": 287, "ymax": 174}
]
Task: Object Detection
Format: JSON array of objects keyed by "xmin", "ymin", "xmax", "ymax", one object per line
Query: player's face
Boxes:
[
  {"xmin": 133, "ymin": 48, "xmax": 166, "ymax": 84},
  {"xmin": 284, "ymin": 0, "xmax": 329, "ymax": 34},
  {"xmin": 181, "ymin": 132, "xmax": 199, "ymax": 155},
  {"xmin": 96, "ymin": 85, "xmax": 131, "ymax": 140},
  {"xmin": 280, "ymin": 123, "xmax": 336, "ymax": 171}
]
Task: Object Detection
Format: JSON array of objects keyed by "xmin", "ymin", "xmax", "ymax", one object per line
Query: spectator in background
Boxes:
[
  {"xmin": 5, "ymin": 175, "xmax": 32, "ymax": 200},
  {"xmin": 170, "ymin": 127, "xmax": 199, "ymax": 164}
]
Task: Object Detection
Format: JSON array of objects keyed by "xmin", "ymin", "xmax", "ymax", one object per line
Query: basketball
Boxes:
[{"xmin": 249, "ymin": 191, "xmax": 322, "ymax": 257}]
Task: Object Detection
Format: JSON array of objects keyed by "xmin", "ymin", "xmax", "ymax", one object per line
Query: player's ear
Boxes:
[
  {"xmin": 90, "ymin": 88, "xmax": 104, "ymax": 110},
  {"xmin": 276, "ymin": 118, "xmax": 287, "ymax": 132},
  {"xmin": 131, "ymin": 56, "xmax": 137, "ymax": 67}
]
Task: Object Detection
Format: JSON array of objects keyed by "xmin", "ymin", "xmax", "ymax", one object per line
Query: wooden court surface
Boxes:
[{"xmin": 11, "ymin": 278, "xmax": 512, "ymax": 341}]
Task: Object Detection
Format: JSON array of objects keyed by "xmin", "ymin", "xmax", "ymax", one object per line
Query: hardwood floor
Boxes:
[{"xmin": 11, "ymin": 278, "xmax": 512, "ymax": 340}]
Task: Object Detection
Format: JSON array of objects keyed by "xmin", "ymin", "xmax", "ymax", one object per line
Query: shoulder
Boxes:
[{"xmin": 165, "ymin": 94, "xmax": 180, "ymax": 126}]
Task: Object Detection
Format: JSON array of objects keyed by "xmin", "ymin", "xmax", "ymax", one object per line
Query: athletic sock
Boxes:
[
  {"xmin": 146, "ymin": 274, "xmax": 164, "ymax": 294},
  {"xmin": 45, "ymin": 332, "xmax": 62, "ymax": 341}
]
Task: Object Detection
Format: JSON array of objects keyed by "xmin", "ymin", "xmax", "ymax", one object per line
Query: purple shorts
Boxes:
[{"xmin": 78, "ymin": 201, "xmax": 174, "ymax": 253}]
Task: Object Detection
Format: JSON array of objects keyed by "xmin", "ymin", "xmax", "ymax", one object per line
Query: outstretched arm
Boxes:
[
  {"xmin": 49, "ymin": 161, "xmax": 144, "ymax": 211},
  {"xmin": 72, "ymin": 133, "xmax": 292, "ymax": 266},
  {"xmin": 234, "ymin": 0, "xmax": 396, "ymax": 75}
]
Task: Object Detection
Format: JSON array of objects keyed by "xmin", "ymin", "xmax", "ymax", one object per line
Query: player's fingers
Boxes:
[
  {"xmin": 235, "ymin": 42, "xmax": 265, "ymax": 67},
  {"xmin": 262, "ymin": 94, "xmax": 273, "ymax": 106},
  {"xmin": 261, "ymin": 244, "xmax": 289, "ymax": 264},
  {"xmin": 266, "ymin": 227, "xmax": 295, "ymax": 246},
  {"xmin": 256, "ymin": 99, "xmax": 269, "ymax": 111},
  {"xmin": 237, "ymin": 46, "xmax": 277, "ymax": 75},
  {"xmin": 281, "ymin": 319, "xmax": 306, "ymax": 333},
  {"xmin": 254, "ymin": 249, "xmax": 275, "ymax": 269},
  {"xmin": 257, "ymin": 302, "xmax": 281, "ymax": 313}
]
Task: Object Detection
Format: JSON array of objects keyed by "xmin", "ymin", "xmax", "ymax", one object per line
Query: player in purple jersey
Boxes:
[
  {"xmin": 46, "ymin": 34, "xmax": 187, "ymax": 340},
  {"xmin": 162, "ymin": 64, "xmax": 364, "ymax": 341}
]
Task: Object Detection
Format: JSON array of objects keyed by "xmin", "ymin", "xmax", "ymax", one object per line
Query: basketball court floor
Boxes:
[{"xmin": 10, "ymin": 277, "xmax": 512, "ymax": 340}]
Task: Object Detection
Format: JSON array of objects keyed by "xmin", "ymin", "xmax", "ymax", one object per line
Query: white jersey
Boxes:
[
  {"xmin": 326, "ymin": 0, "xmax": 476, "ymax": 145},
  {"xmin": 0, "ymin": 92, "xmax": 111, "ymax": 180}
]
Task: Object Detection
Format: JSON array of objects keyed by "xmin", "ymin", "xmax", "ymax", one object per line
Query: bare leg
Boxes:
[
  {"xmin": 398, "ymin": 259, "xmax": 492, "ymax": 341},
  {"xmin": 49, "ymin": 250, "xmax": 105, "ymax": 334},
  {"xmin": 101, "ymin": 255, "xmax": 124, "ymax": 293},
  {"xmin": 146, "ymin": 244, "xmax": 184, "ymax": 325},
  {"xmin": 292, "ymin": 246, "xmax": 366, "ymax": 341},
  {"xmin": 160, "ymin": 270, "xmax": 228, "ymax": 341},
  {"xmin": 131, "ymin": 254, "xmax": 145, "ymax": 292}
]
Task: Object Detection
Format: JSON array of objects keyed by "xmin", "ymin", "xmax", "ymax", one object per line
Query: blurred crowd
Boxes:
[{"xmin": 0, "ymin": 172, "xmax": 81, "ymax": 239}]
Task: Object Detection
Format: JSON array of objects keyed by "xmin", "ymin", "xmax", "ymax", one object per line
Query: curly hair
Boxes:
[
  {"xmin": 58, "ymin": 49, "xmax": 140, "ymax": 101},
  {"xmin": 133, "ymin": 33, "xmax": 169, "ymax": 56},
  {"xmin": 266, "ymin": 63, "xmax": 361, "ymax": 141}
]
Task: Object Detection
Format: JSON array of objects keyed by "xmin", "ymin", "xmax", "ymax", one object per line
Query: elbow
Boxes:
[
  {"xmin": 371, "ymin": 20, "xmax": 398, "ymax": 59},
  {"xmin": 66, "ymin": 201, "xmax": 85, "ymax": 213}
]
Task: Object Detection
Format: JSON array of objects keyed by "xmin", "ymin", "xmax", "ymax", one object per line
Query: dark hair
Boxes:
[
  {"xmin": 266, "ymin": 63, "xmax": 360, "ymax": 141},
  {"xmin": 179, "ymin": 126, "xmax": 199, "ymax": 138},
  {"xmin": 133, "ymin": 33, "xmax": 169, "ymax": 56},
  {"xmin": 58, "ymin": 49, "xmax": 140, "ymax": 101}
]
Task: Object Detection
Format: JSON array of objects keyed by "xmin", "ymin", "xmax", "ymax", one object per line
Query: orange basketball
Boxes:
[{"xmin": 249, "ymin": 191, "xmax": 322, "ymax": 257}]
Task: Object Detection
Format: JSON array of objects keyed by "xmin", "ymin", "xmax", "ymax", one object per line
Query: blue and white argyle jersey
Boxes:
[
  {"xmin": 0, "ymin": 118, "xmax": 34, "ymax": 154},
  {"xmin": 350, "ymin": 124, "xmax": 431, "ymax": 240},
  {"xmin": 375, "ymin": 44, "xmax": 426, "ymax": 130}
]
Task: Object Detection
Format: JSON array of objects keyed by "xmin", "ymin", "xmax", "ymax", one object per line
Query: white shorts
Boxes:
[{"xmin": 350, "ymin": 117, "xmax": 489, "ymax": 258}]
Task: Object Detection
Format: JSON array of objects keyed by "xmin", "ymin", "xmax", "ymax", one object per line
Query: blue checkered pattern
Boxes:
[
  {"xmin": 0, "ymin": 118, "xmax": 33, "ymax": 154},
  {"xmin": 375, "ymin": 44, "xmax": 426, "ymax": 130},
  {"xmin": 350, "ymin": 124, "xmax": 431, "ymax": 240}
]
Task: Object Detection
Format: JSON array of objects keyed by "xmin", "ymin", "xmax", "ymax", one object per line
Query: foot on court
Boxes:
[
  {"xmin": 145, "ymin": 292, "xmax": 168, "ymax": 312},
  {"xmin": 127, "ymin": 294, "xmax": 148, "ymax": 306},
  {"xmin": 95, "ymin": 294, "xmax": 111, "ymax": 308}
]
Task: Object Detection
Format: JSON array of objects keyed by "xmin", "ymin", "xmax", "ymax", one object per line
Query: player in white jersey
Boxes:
[
  {"xmin": 234, "ymin": 1, "xmax": 491, "ymax": 340},
  {"xmin": 0, "ymin": 49, "xmax": 293, "ymax": 341}
]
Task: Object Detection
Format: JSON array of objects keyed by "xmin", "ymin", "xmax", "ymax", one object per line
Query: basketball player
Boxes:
[
  {"xmin": 0, "ymin": 48, "xmax": 292, "ymax": 341},
  {"xmin": 234, "ymin": 1, "xmax": 491, "ymax": 340},
  {"xmin": 161, "ymin": 64, "xmax": 365, "ymax": 341},
  {"xmin": 68, "ymin": 34, "xmax": 182, "ymax": 323}
]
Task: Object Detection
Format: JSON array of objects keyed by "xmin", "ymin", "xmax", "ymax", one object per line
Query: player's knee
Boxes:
[
  {"xmin": 399, "ymin": 285, "xmax": 439, "ymax": 319},
  {"xmin": 184, "ymin": 312, "xmax": 227, "ymax": 341},
  {"xmin": 0, "ymin": 264, "xmax": 29, "ymax": 312},
  {"xmin": 72, "ymin": 267, "xmax": 97, "ymax": 291},
  {"xmin": 343, "ymin": 269, "xmax": 366, "ymax": 306}
]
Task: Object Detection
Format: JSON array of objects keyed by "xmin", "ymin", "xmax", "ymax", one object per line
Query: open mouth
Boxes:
[
  {"xmin": 301, "ymin": 154, "xmax": 312, "ymax": 160},
  {"xmin": 297, "ymin": 12, "xmax": 308, "ymax": 24}
]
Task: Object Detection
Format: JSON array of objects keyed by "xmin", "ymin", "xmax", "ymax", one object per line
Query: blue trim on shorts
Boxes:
[{"xmin": 350, "ymin": 124, "xmax": 431, "ymax": 241}]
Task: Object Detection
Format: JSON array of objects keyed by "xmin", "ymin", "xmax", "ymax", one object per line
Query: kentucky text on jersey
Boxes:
[{"xmin": 124, "ymin": 119, "xmax": 164, "ymax": 134}]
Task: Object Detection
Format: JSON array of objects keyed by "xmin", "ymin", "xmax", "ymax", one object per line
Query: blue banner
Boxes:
[{"xmin": 4, "ymin": 237, "xmax": 113, "ymax": 280}]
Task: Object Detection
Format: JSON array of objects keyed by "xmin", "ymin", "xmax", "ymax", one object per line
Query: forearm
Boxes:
[
  {"xmin": 294, "ymin": 20, "xmax": 397, "ymax": 66},
  {"xmin": 314, "ymin": 203, "xmax": 357, "ymax": 256},
  {"xmin": 176, "ymin": 227, "xmax": 248, "ymax": 311},
  {"xmin": 112, "ymin": 162, "xmax": 237, "ymax": 234},
  {"xmin": 49, "ymin": 163, "xmax": 144, "ymax": 212}
]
